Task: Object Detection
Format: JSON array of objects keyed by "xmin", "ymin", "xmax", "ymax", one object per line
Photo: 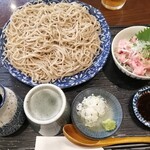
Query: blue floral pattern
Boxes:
[{"xmin": 0, "ymin": 0, "xmax": 111, "ymax": 88}]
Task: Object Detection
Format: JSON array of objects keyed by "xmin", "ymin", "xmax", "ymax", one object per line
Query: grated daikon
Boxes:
[{"xmin": 76, "ymin": 94, "xmax": 108, "ymax": 127}]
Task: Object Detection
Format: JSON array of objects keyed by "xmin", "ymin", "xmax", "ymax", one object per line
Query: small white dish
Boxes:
[{"xmin": 111, "ymin": 26, "xmax": 150, "ymax": 80}]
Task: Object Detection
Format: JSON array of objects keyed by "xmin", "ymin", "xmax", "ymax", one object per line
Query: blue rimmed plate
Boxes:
[
  {"xmin": 132, "ymin": 86, "xmax": 150, "ymax": 128},
  {"xmin": 71, "ymin": 87, "xmax": 123, "ymax": 139},
  {"xmin": 0, "ymin": 0, "xmax": 111, "ymax": 88}
]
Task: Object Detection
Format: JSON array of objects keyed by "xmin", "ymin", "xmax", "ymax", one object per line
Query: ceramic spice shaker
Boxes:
[{"xmin": 0, "ymin": 84, "xmax": 26, "ymax": 136}]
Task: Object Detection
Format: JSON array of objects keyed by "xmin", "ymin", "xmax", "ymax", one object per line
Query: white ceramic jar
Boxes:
[{"xmin": 0, "ymin": 84, "xmax": 25, "ymax": 136}]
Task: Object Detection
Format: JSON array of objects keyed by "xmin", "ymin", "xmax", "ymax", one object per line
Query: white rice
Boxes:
[{"xmin": 76, "ymin": 94, "xmax": 108, "ymax": 127}]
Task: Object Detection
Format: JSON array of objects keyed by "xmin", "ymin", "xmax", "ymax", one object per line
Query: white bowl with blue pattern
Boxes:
[
  {"xmin": 132, "ymin": 86, "xmax": 150, "ymax": 128},
  {"xmin": 0, "ymin": 0, "xmax": 111, "ymax": 88}
]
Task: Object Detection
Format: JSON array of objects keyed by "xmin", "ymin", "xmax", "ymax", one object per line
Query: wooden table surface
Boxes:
[
  {"xmin": 0, "ymin": 0, "xmax": 150, "ymax": 150},
  {"xmin": 0, "ymin": 0, "xmax": 150, "ymax": 27}
]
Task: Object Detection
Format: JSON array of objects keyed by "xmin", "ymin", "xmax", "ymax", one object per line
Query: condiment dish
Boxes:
[
  {"xmin": 71, "ymin": 87, "xmax": 123, "ymax": 139},
  {"xmin": 132, "ymin": 86, "xmax": 150, "ymax": 128}
]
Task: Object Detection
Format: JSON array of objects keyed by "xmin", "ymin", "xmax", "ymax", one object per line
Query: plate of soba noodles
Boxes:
[{"xmin": 0, "ymin": 0, "xmax": 111, "ymax": 88}]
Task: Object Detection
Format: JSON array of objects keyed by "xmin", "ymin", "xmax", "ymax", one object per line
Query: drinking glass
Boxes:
[{"xmin": 101, "ymin": 0, "xmax": 127, "ymax": 10}]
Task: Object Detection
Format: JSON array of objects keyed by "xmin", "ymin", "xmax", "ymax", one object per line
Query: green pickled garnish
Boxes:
[
  {"xmin": 136, "ymin": 27, "xmax": 150, "ymax": 59},
  {"xmin": 136, "ymin": 27, "xmax": 150, "ymax": 42},
  {"xmin": 102, "ymin": 119, "xmax": 116, "ymax": 131}
]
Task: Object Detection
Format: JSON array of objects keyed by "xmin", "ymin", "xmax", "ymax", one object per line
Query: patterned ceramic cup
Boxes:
[
  {"xmin": 0, "ymin": 84, "xmax": 25, "ymax": 136},
  {"xmin": 24, "ymin": 84, "xmax": 70, "ymax": 136}
]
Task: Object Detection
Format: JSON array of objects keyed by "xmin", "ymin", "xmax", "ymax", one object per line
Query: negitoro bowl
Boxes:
[{"xmin": 111, "ymin": 26, "xmax": 150, "ymax": 80}]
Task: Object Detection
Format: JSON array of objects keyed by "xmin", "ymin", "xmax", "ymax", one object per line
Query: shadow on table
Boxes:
[{"xmin": 103, "ymin": 54, "xmax": 150, "ymax": 90}]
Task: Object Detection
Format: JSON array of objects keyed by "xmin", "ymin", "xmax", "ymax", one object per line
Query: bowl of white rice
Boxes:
[{"xmin": 71, "ymin": 87, "xmax": 123, "ymax": 139}]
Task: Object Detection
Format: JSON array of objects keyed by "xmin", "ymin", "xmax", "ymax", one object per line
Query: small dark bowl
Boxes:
[
  {"xmin": 132, "ymin": 86, "xmax": 150, "ymax": 128},
  {"xmin": 71, "ymin": 87, "xmax": 123, "ymax": 139}
]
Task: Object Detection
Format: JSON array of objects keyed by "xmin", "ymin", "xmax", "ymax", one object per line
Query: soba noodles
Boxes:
[{"xmin": 3, "ymin": 2, "xmax": 101, "ymax": 83}]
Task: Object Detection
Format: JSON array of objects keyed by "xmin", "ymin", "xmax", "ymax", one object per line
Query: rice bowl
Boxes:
[{"xmin": 111, "ymin": 26, "xmax": 150, "ymax": 80}]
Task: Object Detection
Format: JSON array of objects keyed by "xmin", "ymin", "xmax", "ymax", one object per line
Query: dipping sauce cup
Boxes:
[{"xmin": 24, "ymin": 84, "xmax": 70, "ymax": 136}]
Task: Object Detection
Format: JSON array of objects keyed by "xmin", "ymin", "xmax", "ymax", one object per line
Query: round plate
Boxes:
[
  {"xmin": 0, "ymin": 0, "xmax": 111, "ymax": 88},
  {"xmin": 71, "ymin": 87, "xmax": 123, "ymax": 139},
  {"xmin": 132, "ymin": 86, "xmax": 150, "ymax": 128}
]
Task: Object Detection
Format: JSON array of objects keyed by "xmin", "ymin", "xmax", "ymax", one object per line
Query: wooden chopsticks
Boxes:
[{"xmin": 105, "ymin": 143, "xmax": 150, "ymax": 149}]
